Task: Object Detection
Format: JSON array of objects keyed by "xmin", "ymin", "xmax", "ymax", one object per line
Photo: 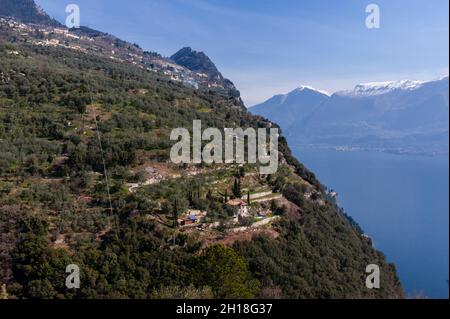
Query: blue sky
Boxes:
[{"xmin": 35, "ymin": 0, "xmax": 449, "ymax": 105}]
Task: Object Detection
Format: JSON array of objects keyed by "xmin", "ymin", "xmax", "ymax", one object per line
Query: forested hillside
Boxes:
[
  {"xmin": 0, "ymin": 19, "xmax": 403, "ymax": 299},
  {"xmin": 0, "ymin": 0, "xmax": 59, "ymax": 26}
]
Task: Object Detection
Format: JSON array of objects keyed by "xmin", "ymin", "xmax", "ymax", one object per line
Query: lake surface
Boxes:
[{"xmin": 292, "ymin": 147, "xmax": 449, "ymax": 298}]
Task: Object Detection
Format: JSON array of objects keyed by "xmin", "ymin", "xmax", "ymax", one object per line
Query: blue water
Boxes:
[{"xmin": 292, "ymin": 147, "xmax": 449, "ymax": 298}]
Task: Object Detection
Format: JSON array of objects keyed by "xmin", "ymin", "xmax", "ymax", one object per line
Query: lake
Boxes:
[{"xmin": 292, "ymin": 147, "xmax": 449, "ymax": 298}]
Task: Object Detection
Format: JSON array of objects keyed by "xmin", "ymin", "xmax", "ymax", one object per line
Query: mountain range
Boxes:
[
  {"xmin": 250, "ymin": 77, "xmax": 449, "ymax": 155},
  {"xmin": 0, "ymin": 0, "xmax": 404, "ymax": 299}
]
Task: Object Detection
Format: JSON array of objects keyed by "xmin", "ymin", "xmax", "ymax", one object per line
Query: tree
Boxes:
[
  {"xmin": 196, "ymin": 245, "xmax": 260, "ymax": 298},
  {"xmin": 172, "ymin": 198, "xmax": 180, "ymax": 228},
  {"xmin": 11, "ymin": 217, "xmax": 72, "ymax": 299},
  {"xmin": 171, "ymin": 196, "xmax": 189, "ymax": 228},
  {"xmin": 239, "ymin": 216, "xmax": 253, "ymax": 228},
  {"xmin": 232, "ymin": 178, "xmax": 241, "ymax": 199},
  {"xmin": 151, "ymin": 285, "xmax": 213, "ymax": 299},
  {"xmin": 238, "ymin": 166, "xmax": 245, "ymax": 178},
  {"xmin": 270, "ymin": 199, "xmax": 277, "ymax": 212}
]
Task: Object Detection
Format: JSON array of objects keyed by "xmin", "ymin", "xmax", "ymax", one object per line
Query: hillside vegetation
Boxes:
[{"xmin": 0, "ymin": 24, "xmax": 403, "ymax": 299}]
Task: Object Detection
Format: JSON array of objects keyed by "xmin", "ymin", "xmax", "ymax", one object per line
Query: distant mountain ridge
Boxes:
[
  {"xmin": 250, "ymin": 77, "xmax": 449, "ymax": 155},
  {"xmin": 250, "ymin": 86, "xmax": 330, "ymax": 131},
  {"xmin": 337, "ymin": 80, "xmax": 425, "ymax": 97}
]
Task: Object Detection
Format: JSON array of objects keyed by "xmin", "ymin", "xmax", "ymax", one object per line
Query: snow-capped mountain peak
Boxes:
[
  {"xmin": 338, "ymin": 80, "xmax": 425, "ymax": 97},
  {"xmin": 294, "ymin": 85, "xmax": 331, "ymax": 96},
  {"xmin": 274, "ymin": 85, "xmax": 331, "ymax": 104}
]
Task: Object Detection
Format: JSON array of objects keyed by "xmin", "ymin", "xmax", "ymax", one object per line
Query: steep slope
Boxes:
[
  {"xmin": 0, "ymin": 12, "xmax": 241, "ymax": 101},
  {"xmin": 0, "ymin": 0, "xmax": 60, "ymax": 26},
  {"xmin": 0, "ymin": 41, "xmax": 403, "ymax": 299},
  {"xmin": 0, "ymin": 2, "xmax": 403, "ymax": 299},
  {"xmin": 171, "ymin": 46, "xmax": 237, "ymax": 91},
  {"xmin": 171, "ymin": 47, "xmax": 223, "ymax": 81}
]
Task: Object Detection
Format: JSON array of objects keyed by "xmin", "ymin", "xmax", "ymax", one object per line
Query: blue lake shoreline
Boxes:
[{"xmin": 292, "ymin": 147, "xmax": 449, "ymax": 298}]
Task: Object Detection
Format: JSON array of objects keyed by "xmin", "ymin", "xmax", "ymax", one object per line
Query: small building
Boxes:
[
  {"xmin": 227, "ymin": 199, "xmax": 249, "ymax": 222},
  {"xmin": 226, "ymin": 199, "xmax": 248, "ymax": 206},
  {"xmin": 185, "ymin": 209, "xmax": 207, "ymax": 218},
  {"xmin": 178, "ymin": 209, "xmax": 207, "ymax": 227},
  {"xmin": 178, "ymin": 215, "xmax": 198, "ymax": 227}
]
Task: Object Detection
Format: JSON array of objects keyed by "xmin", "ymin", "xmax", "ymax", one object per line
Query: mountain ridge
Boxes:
[
  {"xmin": 0, "ymin": 16, "xmax": 244, "ymax": 109},
  {"xmin": 250, "ymin": 77, "xmax": 449, "ymax": 155},
  {"xmin": 171, "ymin": 47, "xmax": 223, "ymax": 80},
  {"xmin": 0, "ymin": 0, "xmax": 241, "ymax": 102},
  {"xmin": 0, "ymin": 0, "xmax": 404, "ymax": 299},
  {"xmin": 171, "ymin": 46, "xmax": 238, "ymax": 92},
  {"xmin": 337, "ymin": 79, "xmax": 426, "ymax": 97},
  {"xmin": 0, "ymin": 0, "xmax": 60, "ymax": 26}
]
